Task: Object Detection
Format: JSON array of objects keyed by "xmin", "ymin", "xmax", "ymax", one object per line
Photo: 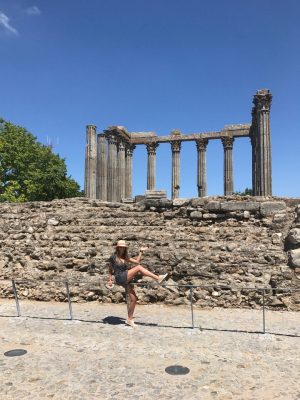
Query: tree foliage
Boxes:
[
  {"xmin": 0, "ymin": 118, "xmax": 82, "ymax": 202},
  {"xmin": 233, "ymin": 187, "xmax": 253, "ymax": 196}
]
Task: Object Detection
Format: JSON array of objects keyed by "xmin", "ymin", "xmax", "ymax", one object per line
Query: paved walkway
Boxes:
[{"xmin": 0, "ymin": 299, "xmax": 300, "ymax": 400}]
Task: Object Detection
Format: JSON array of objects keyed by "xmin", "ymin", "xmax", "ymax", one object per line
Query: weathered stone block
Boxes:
[
  {"xmin": 203, "ymin": 213, "xmax": 217, "ymax": 219},
  {"xmin": 106, "ymin": 202, "xmax": 121, "ymax": 208},
  {"xmin": 145, "ymin": 190, "xmax": 167, "ymax": 199},
  {"xmin": 145, "ymin": 198, "xmax": 172, "ymax": 209},
  {"xmin": 135, "ymin": 195, "xmax": 145, "ymax": 203},
  {"xmin": 273, "ymin": 213, "xmax": 287, "ymax": 223},
  {"xmin": 260, "ymin": 202, "xmax": 286, "ymax": 216},
  {"xmin": 173, "ymin": 198, "xmax": 190, "ymax": 207},
  {"xmin": 190, "ymin": 211, "xmax": 202, "ymax": 220},
  {"xmin": 206, "ymin": 201, "xmax": 221, "ymax": 211},
  {"xmin": 287, "ymin": 228, "xmax": 300, "ymax": 245},
  {"xmin": 220, "ymin": 201, "xmax": 259, "ymax": 212},
  {"xmin": 191, "ymin": 198, "xmax": 205, "ymax": 208}
]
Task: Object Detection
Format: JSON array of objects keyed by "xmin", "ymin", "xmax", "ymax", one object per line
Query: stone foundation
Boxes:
[{"xmin": 0, "ymin": 196, "xmax": 299, "ymax": 309}]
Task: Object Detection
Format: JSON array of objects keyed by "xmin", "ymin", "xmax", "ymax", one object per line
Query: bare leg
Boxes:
[
  {"xmin": 127, "ymin": 285, "xmax": 138, "ymax": 320},
  {"xmin": 127, "ymin": 265, "xmax": 159, "ymax": 283}
]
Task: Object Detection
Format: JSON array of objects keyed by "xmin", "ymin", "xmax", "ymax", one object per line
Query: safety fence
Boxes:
[{"xmin": 0, "ymin": 278, "xmax": 299, "ymax": 336}]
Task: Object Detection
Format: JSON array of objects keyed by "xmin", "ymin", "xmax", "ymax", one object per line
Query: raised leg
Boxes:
[{"xmin": 127, "ymin": 265, "xmax": 159, "ymax": 283}]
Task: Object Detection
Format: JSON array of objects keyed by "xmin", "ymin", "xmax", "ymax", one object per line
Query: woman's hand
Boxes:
[
  {"xmin": 107, "ymin": 278, "xmax": 114, "ymax": 287},
  {"xmin": 140, "ymin": 246, "xmax": 149, "ymax": 253}
]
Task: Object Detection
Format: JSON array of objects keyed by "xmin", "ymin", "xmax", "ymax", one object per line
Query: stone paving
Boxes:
[{"xmin": 0, "ymin": 299, "xmax": 300, "ymax": 400}]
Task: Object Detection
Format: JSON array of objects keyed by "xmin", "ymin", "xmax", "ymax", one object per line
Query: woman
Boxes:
[{"xmin": 107, "ymin": 239, "xmax": 168, "ymax": 327}]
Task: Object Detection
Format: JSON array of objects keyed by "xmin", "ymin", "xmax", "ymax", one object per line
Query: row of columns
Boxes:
[
  {"xmin": 145, "ymin": 137, "xmax": 234, "ymax": 199},
  {"xmin": 85, "ymin": 130, "xmax": 237, "ymax": 201},
  {"xmin": 85, "ymin": 89, "xmax": 272, "ymax": 200},
  {"xmin": 85, "ymin": 128, "xmax": 135, "ymax": 201}
]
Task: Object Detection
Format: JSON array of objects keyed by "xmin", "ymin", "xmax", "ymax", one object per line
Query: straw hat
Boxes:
[{"xmin": 116, "ymin": 239, "xmax": 128, "ymax": 248}]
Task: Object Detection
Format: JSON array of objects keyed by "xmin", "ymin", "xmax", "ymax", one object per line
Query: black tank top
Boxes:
[{"xmin": 109, "ymin": 255, "xmax": 129, "ymax": 275}]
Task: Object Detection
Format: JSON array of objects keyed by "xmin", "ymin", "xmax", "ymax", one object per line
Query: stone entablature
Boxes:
[{"xmin": 85, "ymin": 89, "xmax": 272, "ymax": 201}]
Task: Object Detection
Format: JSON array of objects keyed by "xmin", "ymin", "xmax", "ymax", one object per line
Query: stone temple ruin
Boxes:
[{"xmin": 84, "ymin": 89, "xmax": 272, "ymax": 201}]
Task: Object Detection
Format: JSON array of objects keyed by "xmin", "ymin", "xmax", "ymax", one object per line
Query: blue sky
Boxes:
[{"xmin": 1, "ymin": 0, "xmax": 300, "ymax": 198}]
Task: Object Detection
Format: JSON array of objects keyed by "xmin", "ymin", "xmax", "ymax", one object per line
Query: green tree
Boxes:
[
  {"xmin": 233, "ymin": 187, "xmax": 253, "ymax": 196},
  {"xmin": 0, "ymin": 118, "xmax": 82, "ymax": 202}
]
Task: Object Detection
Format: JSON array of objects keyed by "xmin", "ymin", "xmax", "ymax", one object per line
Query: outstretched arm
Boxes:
[{"xmin": 128, "ymin": 246, "xmax": 148, "ymax": 264}]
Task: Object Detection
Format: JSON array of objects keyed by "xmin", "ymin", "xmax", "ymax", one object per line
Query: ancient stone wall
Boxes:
[{"xmin": 0, "ymin": 197, "xmax": 300, "ymax": 310}]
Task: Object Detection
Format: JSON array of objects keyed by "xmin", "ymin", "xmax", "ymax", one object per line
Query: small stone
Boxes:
[
  {"xmin": 272, "ymin": 233, "xmax": 282, "ymax": 244},
  {"xmin": 287, "ymin": 228, "xmax": 300, "ymax": 245},
  {"xmin": 190, "ymin": 211, "xmax": 202, "ymax": 220},
  {"xmin": 203, "ymin": 213, "xmax": 217, "ymax": 219},
  {"xmin": 289, "ymin": 249, "xmax": 300, "ymax": 268},
  {"xmin": 47, "ymin": 218, "xmax": 59, "ymax": 226},
  {"xmin": 243, "ymin": 211, "xmax": 250, "ymax": 219},
  {"xmin": 273, "ymin": 213, "xmax": 286, "ymax": 223},
  {"xmin": 173, "ymin": 198, "xmax": 190, "ymax": 207}
]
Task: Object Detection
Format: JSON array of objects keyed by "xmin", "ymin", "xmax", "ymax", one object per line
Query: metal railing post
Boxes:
[
  {"xmin": 64, "ymin": 281, "xmax": 73, "ymax": 320},
  {"xmin": 190, "ymin": 286, "xmax": 194, "ymax": 329},
  {"xmin": 12, "ymin": 279, "xmax": 21, "ymax": 317},
  {"xmin": 262, "ymin": 289, "xmax": 266, "ymax": 334}
]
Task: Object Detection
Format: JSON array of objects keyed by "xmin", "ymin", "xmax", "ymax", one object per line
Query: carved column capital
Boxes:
[
  {"xmin": 118, "ymin": 141, "xmax": 126, "ymax": 152},
  {"xmin": 106, "ymin": 133, "xmax": 118, "ymax": 146},
  {"xmin": 196, "ymin": 138, "xmax": 209, "ymax": 151},
  {"xmin": 125, "ymin": 144, "xmax": 136, "ymax": 157},
  {"xmin": 221, "ymin": 136, "xmax": 234, "ymax": 150},
  {"xmin": 146, "ymin": 142, "xmax": 159, "ymax": 155},
  {"xmin": 253, "ymin": 89, "xmax": 272, "ymax": 112},
  {"xmin": 171, "ymin": 140, "xmax": 181, "ymax": 152}
]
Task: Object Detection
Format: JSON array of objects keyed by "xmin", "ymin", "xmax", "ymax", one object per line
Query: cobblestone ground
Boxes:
[{"xmin": 0, "ymin": 299, "xmax": 300, "ymax": 400}]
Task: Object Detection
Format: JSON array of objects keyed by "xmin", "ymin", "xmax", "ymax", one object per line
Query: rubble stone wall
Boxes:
[{"xmin": 0, "ymin": 196, "xmax": 300, "ymax": 310}]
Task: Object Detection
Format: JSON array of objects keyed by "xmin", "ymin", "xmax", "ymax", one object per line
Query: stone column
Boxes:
[
  {"xmin": 250, "ymin": 133, "xmax": 257, "ymax": 196},
  {"xmin": 146, "ymin": 142, "xmax": 159, "ymax": 190},
  {"xmin": 250, "ymin": 105, "xmax": 259, "ymax": 197},
  {"xmin": 117, "ymin": 141, "xmax": 126, "ymax": 202},
  {"xmin": 106, "ymin": 133, "xmax": 118, "ymax": 202},
  {"xmin": 196, "ymin": 138, "xmax": 208, "ymax": 197},
  {"xmin": 84, "ymin": 125, "xmax": 97, "ymax": 199},
  {"xmin": 171, "ymin": 140, "xmax": 181, "ymax": 199},
  {"xmin": 125, "ymin": 145, "xmax": 135, "ymax": 199},
  {"xmin": 96, "ymin": 135, "xmax": 107, "ymax": 200},
  {"xmin": 221, "ymin": 137, "xmax": 234, "ymax": 196},
  {"xmin": 252, "ymin": 89, "xmax": 272, "ymax": 196}
]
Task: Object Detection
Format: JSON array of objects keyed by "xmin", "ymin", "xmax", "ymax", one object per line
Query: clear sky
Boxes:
[{"xmin": 1, "ymin": 0, "xmax": 300, "ymax": 198}]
